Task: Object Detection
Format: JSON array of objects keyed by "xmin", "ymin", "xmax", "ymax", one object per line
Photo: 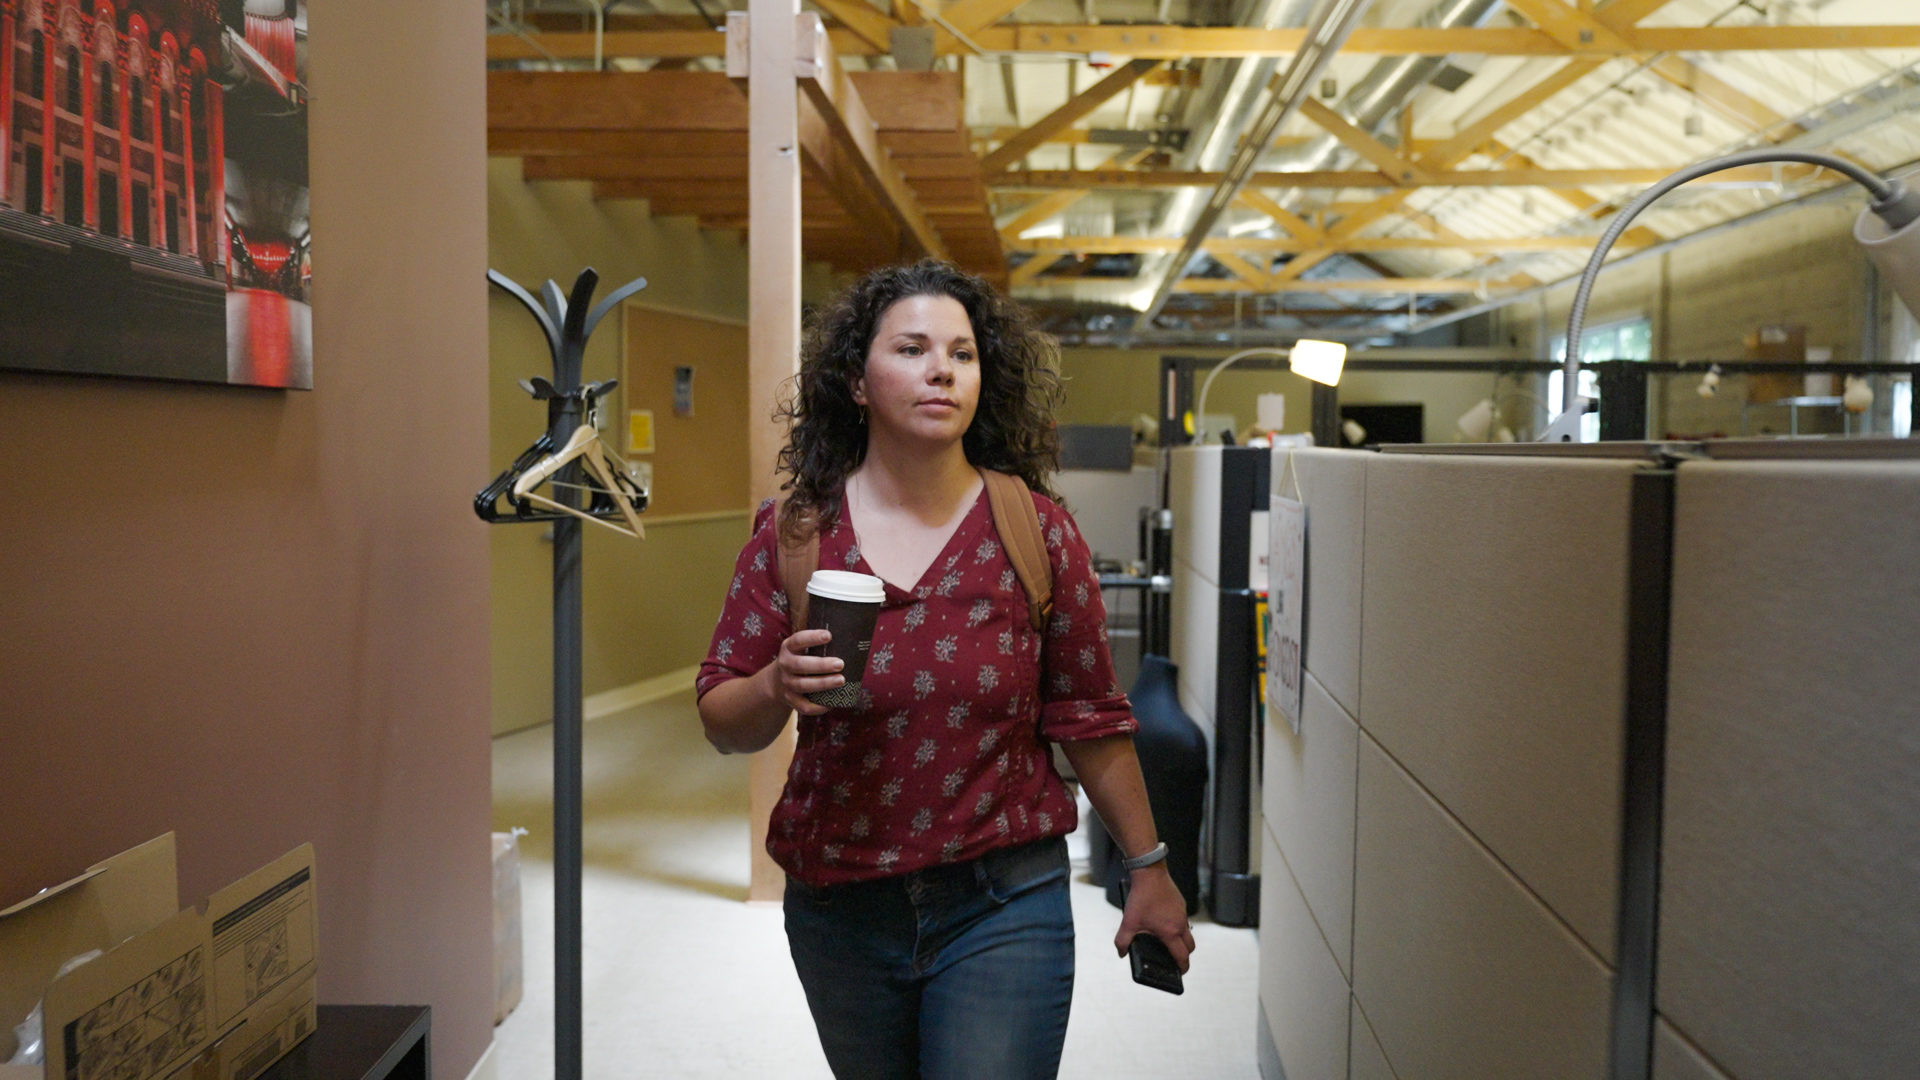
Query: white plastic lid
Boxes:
[{"xmin": 806, "ymin": 570, "xmax": 886, "ymax": 604}]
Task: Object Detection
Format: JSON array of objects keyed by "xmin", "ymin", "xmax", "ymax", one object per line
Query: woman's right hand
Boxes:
[{"xmin": 764, "ymin": 629, "xmax": 844, "ymax": 716}]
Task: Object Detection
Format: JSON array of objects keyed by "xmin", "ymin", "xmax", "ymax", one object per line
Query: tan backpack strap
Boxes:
[
  {"xmin": 774, "ymin": 498, "xmax": 819, "ymax": 631},
  {"xmin": 981, "ymin": 469, "xmax": 1053, "ymax": 634}
]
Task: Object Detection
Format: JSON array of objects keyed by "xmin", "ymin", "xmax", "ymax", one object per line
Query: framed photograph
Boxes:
[{"xmin": 0, "ymin": 0, "xmax": 312, "ymax": 388}]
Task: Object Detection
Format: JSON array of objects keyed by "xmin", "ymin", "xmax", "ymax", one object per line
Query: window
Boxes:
[
  {"xmin": 164, "ymin": 191, "xmax": 178, "ymax": 252},
  {"xmin": 129, "ymin": 76, "xmax": 145, "ymax": 139},
  {"xmin": 64, "ymin": 46, "xmax": 80, "ymax": 112},
  {"xmin": 29, "ymin": 31, "xmax": 44, "ymax": 96},
  {"xmin": 97, "ymin": 172, "xmax": 118, "ymax": 236},
  {"xmin": 162, "ymin": 93, "xmax": 175, "ymax": 152},
  {"xmin": 131, "ymin": 181, "xmax": 149, "ymax": 244},
  {"xmin": 24, "ymin": 145, "xmax": 42, "ymax": 215},
  {"xmin": 98, "ymin": 62, "xmax": 115, "ymax": 127},
  {"xmin": 62, "ymin": 158, "xmax": 82, "ymax": 225},
  {"xmin": 1546, "ymin": 317, "xmax": 1653, "ymax": 442}
]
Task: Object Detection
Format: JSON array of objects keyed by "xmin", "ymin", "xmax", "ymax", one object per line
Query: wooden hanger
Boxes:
[{"xmin": 513, "ymin": 424, "xmax": 647, "ymax": 539}]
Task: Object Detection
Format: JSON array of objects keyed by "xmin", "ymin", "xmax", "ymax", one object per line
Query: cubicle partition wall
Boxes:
[
  {"xmin": 1257, "ymin": 440, "xmax": 1920, "ymax": 1080},
  {"xmin": 1168, "ymin": 445, "xmax": 1270, "ymax": 927},
  {"xmin": 1655, "ymin": 450, "xmax": 1920, "ymax": 1080}
]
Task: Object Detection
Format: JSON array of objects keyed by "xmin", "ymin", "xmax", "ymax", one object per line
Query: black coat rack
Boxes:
[{"xmin": 478, "ymin": 267, "xmax": 647, "ymax": 1080}]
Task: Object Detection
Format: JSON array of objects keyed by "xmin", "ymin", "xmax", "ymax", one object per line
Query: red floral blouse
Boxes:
[{"xmin": 697, "ymin": 487, "xmax": 1137, "ymax": 886}]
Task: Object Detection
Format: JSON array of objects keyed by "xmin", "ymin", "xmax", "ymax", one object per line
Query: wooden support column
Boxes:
[{"xmin": 738, "ymin": 0, "xmax": 801, "ymax": 905}]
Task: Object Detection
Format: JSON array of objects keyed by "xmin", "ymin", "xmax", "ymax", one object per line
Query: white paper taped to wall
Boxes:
[{"xmin": 1268, "ymin": 494, "xmax": 1306, "ymax": 734}]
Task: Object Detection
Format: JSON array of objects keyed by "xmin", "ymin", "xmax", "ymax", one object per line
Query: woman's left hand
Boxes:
[{"xmin": 1116, "ymin": 865, "xmax": 1195, "ymax": 973}]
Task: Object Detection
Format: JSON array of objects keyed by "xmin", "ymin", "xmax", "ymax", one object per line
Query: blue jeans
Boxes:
[{"xmin": 784, "ymin": 837, "xmax": 1076, "ymax": 1080}]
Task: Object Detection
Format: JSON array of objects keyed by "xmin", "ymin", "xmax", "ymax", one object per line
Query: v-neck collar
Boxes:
[{"xmin": 846, "ymin": 487, "xmax": 991, "ymax": 604}]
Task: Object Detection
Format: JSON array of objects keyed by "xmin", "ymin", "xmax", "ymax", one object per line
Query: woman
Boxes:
[{"xmin": 697, "ymin": 261, "xmax": 1190, "ymax": 1080}]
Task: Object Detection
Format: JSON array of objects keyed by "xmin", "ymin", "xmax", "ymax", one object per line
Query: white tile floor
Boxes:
[{"xmin": 492, "ymin": 691, "xmax": 1261, "ymax": 1079}]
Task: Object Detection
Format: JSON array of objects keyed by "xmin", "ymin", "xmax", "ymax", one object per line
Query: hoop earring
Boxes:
[{"xmin": 858, "ymin": 404, "xmax": 868, "ymax": 425}]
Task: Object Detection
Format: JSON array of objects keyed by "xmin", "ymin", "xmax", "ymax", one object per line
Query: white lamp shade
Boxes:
[
  {"xmin": 1856, "ymin": 206, "xmax": 1920, "ymax": 326},
  {"xmin": 1457, "ymin": 397, "xmax": 1495, "ymax": 441},
  {"xmin": 1289, "ymin": 339, "xmax": 1347, "ymax": 386}
]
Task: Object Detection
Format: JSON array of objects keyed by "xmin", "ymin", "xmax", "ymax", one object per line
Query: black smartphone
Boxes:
[{"xmin": 1128, "ymin": 932, "xmax": 1184, "ymax": 996}]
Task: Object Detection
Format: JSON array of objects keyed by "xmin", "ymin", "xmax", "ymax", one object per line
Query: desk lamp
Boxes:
[
  {"xmin": 1552, "ymin": 150, "xmax": 1920, "ymax": 439},
  {"xmin": 1191, "ymin": 342, "xmax": 1348, "ymax": 444}
]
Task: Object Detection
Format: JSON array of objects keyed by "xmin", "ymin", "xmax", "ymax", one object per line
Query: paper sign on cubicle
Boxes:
[{"xmin": 1268, "ymin": 495, "xmax": 1306, "ymax": 734}]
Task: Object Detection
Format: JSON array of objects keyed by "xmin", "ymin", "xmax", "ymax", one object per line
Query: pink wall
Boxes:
[{"xmin": 0, "ymin": 0, "xmax": 496, "ymax": 1073}]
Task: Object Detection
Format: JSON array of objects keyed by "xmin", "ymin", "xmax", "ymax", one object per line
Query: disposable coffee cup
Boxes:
[{"xmin": 804, "ymin": 570, "xmax": 886, "ymax": 709}]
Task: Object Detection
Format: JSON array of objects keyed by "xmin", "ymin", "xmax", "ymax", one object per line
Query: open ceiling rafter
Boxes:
[{"xmin": 484, "ymin": 23, "xmax": 1920, "ymax": 62}]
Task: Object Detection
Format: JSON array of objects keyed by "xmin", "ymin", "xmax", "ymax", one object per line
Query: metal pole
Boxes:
[{"xmin": 551, "ymin": 347, "xmax": 585, "ymax": 1080}]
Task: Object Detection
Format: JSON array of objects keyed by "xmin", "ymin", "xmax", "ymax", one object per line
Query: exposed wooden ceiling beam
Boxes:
[
  {"xmin": 1209, "ymin": 250, "xmax": 1278, "ymax": 289},
  {"xmin": 486, "ymin": 69, "xmax": 963, "ymax": 132},
  {"xmin": 488, "ymin": 70, "xmax": 750, "ymax": 130},
  {"xmin": 1173, "ymin": 277, "xmax": 1527, "ymax": 294},
  {"xmin": 995, "ymin": 166, "xmax": 1726, "ymax": 188},
  {"xmin": 1422, "ymin": 58, "xmax": 1606, "ymax": 168},
  {"xmin": 979, "ymin": 59, "xmax": 1162, "ymax": 173},
  {"xmin": 485, "ymin": 23, "xmax": 1920, "ymax": 60},
  {"xmin": 941, "ymin": 0, "xmax": 1035, "ymax": 35},
  {"xmin": 1486, "ymin": 138, "xmax": 1664, "ymax": 249},
  {"xmin": 1592, "ymin": 0, "xmax": 1681, "ymax": 27},
  {"xmin": 1298, "ymin": 97, "xmax": 1435, "ymax": 185},
  {"xmin": 1307, "ymin": 57, "xmax": 1609, "ymax": 251},
  {"xmin": 1501, "ymin": 0, "xmax": 1635, "ymax": 54},
  {"xmin": 998, "ymin": 189, "xmax": 1089, "ymax": 242},
  {"xmin": 1235, "ymin": 189, "xmax": 1324, "ymax": 242},
  {"xmin": 787, "ymin": 13, "xmax": 948, "ymax": 258},
  {"xmin": 1648, "ymin": 54, "xmax": 1791, "ymax": 134},
  {"xmin": 489, "ymin": 130, "xmax": 748, "ymax": 156},
  {"xmin": 1010, "ymin": 254, "xmax": 1062, "ymax": 287},
  {"xmin": 524, "ymin": 155, "xmax": 749, "ymax": 181},
  {"xmin": 1010, "ymin": 236, "xmax": 1599, "ymax": 254},
  {"xmin": 810, "ymin": 0, "xmax": 901, "ymax": 51}
]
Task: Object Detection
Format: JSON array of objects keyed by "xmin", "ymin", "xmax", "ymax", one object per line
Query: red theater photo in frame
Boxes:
[{"xmin": 0, "ymin": 0, "xmax": 311, "ymax": 388}]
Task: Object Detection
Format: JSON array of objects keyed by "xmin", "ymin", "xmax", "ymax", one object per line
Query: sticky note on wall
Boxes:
[{"xmin": 629, "ymin": 409, "xmax": 655, "ymax": 454}]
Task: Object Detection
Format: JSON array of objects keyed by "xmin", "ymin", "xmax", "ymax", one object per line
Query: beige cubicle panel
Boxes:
[
  {"xmin": 1259, "ymin": 446, "xmax": 1654, "ymax": 1080},
  {"xmin": 1287, "ymin": 448, "xmax": 1366, "ymax": 718},
  {"xmin": 1167, "ymin": 446, "xmax": 1223, "ymax": 744},
  {"xmin": 1348, "ymin": 1005, "xmax": 1397, "ymax": 1080},
  {"xmin": 1659, "ymin": 458, "xmax": 1920, "ymax": 1080},
  {"xmin": 1651, "ymin": 1018, "xmax": 1730, "ymax": 1080},
  {"xmin": 1358, "ymin": 453, "xmax": 1639, "ymax": 962},
  {"xmin": 1169, "ymin": 557, "xmax": 1220, "ymax": 743},
  {"xmin": 1257, "ymin": 827, "xmax": 1352, "ymax": 1080},
  {"xmin": 1262, "ymin": 670, "xmax": 1359, "ymax": 979},
  {"xmin": 1352, "ymin": 735, "xmax": 1614, "ymax": 1078},
  {"xmin": 1169, "ymin": 446, "xmax": 1225, "ymax": 584}
]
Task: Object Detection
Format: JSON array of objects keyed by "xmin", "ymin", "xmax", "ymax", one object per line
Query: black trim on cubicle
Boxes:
[
  {"xmin": 1207, "ymin": 447, "xmax": 1269, "ymax": 927},
  {"xmin": 1311, "ymin": 382, "xmax": 1340, "ymax": 448},
  {"xmin": 1610, "ymin": 468, "xmax": 1677, "ymax": 1080}
]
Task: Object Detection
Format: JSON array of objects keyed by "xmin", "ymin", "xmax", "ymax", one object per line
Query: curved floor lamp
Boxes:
[{"xmin": 1554, "ymin": 150, "xmax": 1920, "ymax": 432}]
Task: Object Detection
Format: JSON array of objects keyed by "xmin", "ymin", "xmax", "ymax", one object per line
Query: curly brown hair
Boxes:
[{"xmin": 775, "ymin": 260, "xmax": 1063, "ymax": 546}]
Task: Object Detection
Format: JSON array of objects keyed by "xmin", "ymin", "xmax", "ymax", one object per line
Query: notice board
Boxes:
[{"xmin": 621, "ymin": 305, "xmax": 751, "ymax": 519}]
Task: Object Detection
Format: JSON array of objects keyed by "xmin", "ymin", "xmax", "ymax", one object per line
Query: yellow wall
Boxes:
[{"xmin": 487, "ymin": 159, "xmax": 837, "ymax": 734}]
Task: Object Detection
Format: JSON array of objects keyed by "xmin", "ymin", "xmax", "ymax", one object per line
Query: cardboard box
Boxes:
[
  {"xmin": 492, "ymin": 832, "xmax": 523, "ymax": 1025},
  {"xmin": 0, "ymin": 837, "xmax": 317, "ymax": 1080},
  {"xmin": 1745, "ymin": 324, "xmax": 1807, "ymax": 405}
]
